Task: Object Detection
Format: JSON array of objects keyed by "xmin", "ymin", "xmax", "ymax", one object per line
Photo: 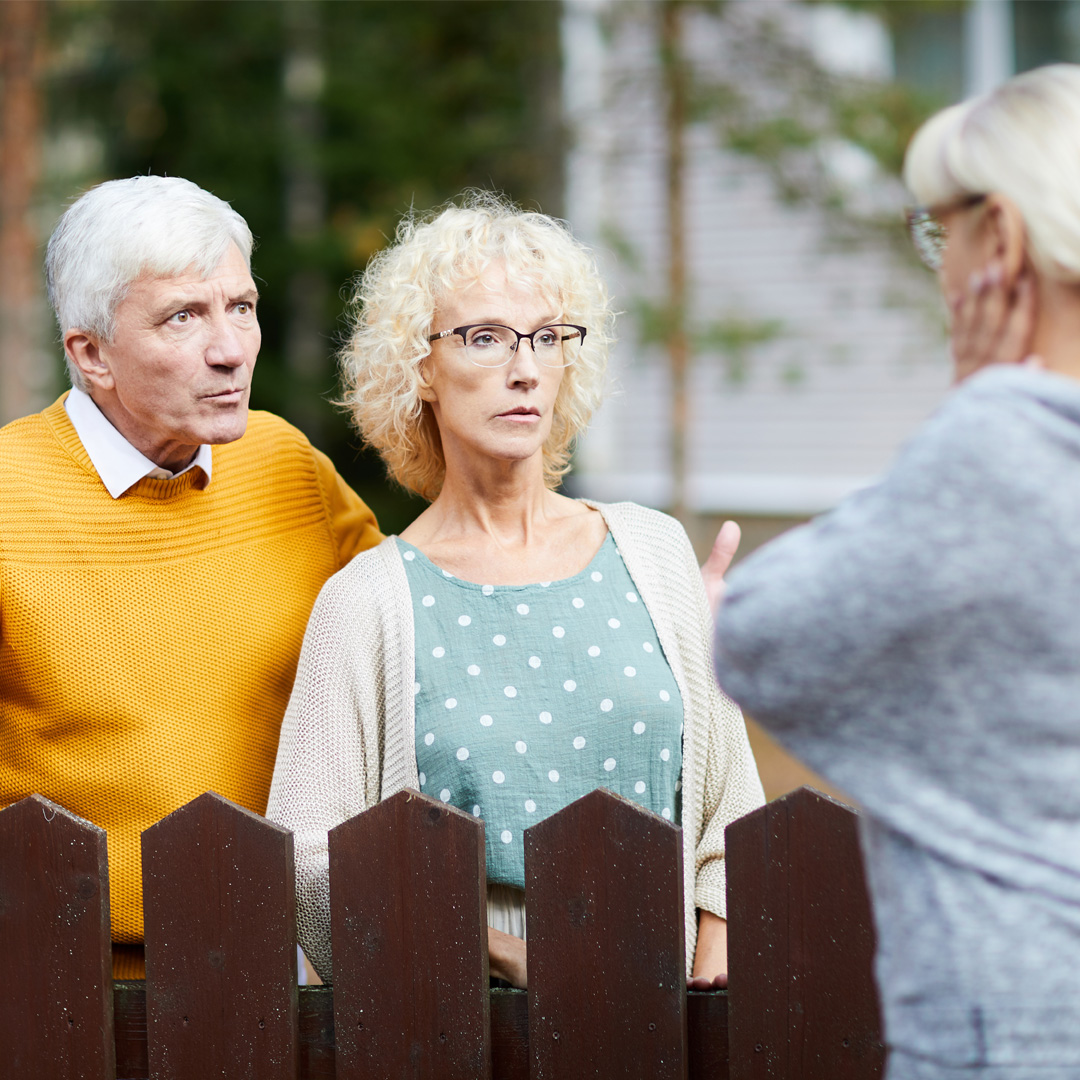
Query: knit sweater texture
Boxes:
[
  {"xmin": 267, "ymin": 499, "xmax": 765, "ymax": 982},
  {"xmin": 714, "ymin": 366, "xmax": 1080, "ymax": 1078},
  {"xmin": 0, "ymin": 395, "xmax": 382, "ymax": 967}
]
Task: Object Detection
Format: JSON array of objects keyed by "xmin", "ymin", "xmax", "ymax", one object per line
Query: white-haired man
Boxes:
[{"xmin": 0, "ymin": 176, "xmax": 382, "ymax": 977}]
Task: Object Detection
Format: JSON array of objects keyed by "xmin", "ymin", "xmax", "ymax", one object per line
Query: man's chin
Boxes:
[{"xmin": 203, "ymin": 407, "xmax": 250, "ymax": 446}]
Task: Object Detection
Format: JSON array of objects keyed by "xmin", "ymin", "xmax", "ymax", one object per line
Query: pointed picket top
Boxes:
[
  {"xmin": 726, "ymin": 785, "xmax": 884, "ymax": 1080},
  {"xmin": 142, "ymin": 791, "xmax": 298, "ymax": 1080},
  {"xmin": 0, "ymin": 793, "xmax": 114, "ymax": 1079},
  {"xmin": 329, "ymin": 787, "xmax": 491, "ymax": 1080},
  {"xmin": 525, "ymin": 787, "xmax": 687, "ymax": 1080}
]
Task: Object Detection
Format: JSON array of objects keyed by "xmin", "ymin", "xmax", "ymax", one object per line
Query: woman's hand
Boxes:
[
  {"xmin": 701, "ymin": 521, "xmax": 741, "ymax": 621},
  {"xmin": 487, "ymin": 926, "xmax": 527, "ymax": 988},
  {"xmin": 688, "ymin": 910, "xmax": 728, "ymax": 990},
  {"xmin": 949, "ymin": 260, "xmax": 1038, "ymax": 383}
]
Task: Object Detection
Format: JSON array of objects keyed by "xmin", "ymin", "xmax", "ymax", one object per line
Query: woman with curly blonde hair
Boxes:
[{"xmin": 268, "ymin": 192, "xmax": 763, "ymax": 989}]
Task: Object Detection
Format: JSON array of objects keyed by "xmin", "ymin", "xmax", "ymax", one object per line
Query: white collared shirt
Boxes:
[{"xmin": 65, "ymin": 387, "xmax": 213, "ymax": 499}]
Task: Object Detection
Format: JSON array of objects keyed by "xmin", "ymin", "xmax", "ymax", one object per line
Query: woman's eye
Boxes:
[
  {"xmin": 471, "ymin": 333, "xmax": 498, "ymax": 347},
  {"xmin": 535, "ymin": 331, "xmax": 558, "ymax": 346}
]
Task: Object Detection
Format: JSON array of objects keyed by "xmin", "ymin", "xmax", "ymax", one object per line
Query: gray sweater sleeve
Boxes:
[{"xmin": 712, "ymin": 367, "xmax": 1080, "ymax": 773}]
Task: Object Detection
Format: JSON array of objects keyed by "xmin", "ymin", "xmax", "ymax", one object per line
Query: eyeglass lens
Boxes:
[
  {"xmin": 908, "ymin": 210, "xmax": 947, "ymax": 272},
  {"xmin": 464, "ymin": 324, "xmax": 582, "ymax": 368}
]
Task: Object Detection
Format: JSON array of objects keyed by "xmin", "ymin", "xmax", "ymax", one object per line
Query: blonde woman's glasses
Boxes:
[
  {"xmin": 428, "ymin": 323, "xmax": 587, "ymax": 368},
  {"xmin": 905, "ymin": 194, "xmax": 986, "ymax": 271}
]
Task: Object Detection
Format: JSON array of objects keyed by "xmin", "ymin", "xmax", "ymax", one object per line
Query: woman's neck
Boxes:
[
  {"xmin": 1031, "ymin": 277, "xmax": 1080, "ymax": 381},
  {"xmin": 399, "ymin": 458, "xmax": 607, "ymax": 586},
  {"xmin": 425, "ymin": 460, "xmax": 558, "ymax": 546}
]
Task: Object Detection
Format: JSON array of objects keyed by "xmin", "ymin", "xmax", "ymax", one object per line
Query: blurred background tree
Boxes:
[{"xmin": 23, "ymin": 0, "xmax": 562, "ymax": 531}]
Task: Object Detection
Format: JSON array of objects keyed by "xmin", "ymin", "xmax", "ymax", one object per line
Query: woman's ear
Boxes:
[
  {"xmin": 417, "ymin": 355, "xmax": 438, "ymax": 403},
  {"xmin": 983, "ymin": 193, "xmax": 1028, "ymax": 285}
]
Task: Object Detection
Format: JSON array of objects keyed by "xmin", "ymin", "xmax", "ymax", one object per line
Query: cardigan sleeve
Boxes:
[{"xmin": 266, "ymin": 547, "xmax": 395, "ymax": 982}]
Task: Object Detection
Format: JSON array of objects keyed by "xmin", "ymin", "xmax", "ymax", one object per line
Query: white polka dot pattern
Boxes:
[{"xmin": 400, "ymin": 533, "xmax": 684, "ymax": 896}]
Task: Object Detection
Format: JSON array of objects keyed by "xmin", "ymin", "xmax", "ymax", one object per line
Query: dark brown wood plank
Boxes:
[
  {"xmin": 113, "ymin": 982, "xmax": 726, "ymax": 1078},
  {"xmin": 688, "ymin": 992, "xmax": 728, "ymax": 1080},
  {"xmin": 142, "ymin": 791, "xmax": 298, "ymax": 1079},
  {"xmin": 491, "ymin": 989, "xmax": 529, "ymax": 1080},
  {"xmin": 0, "ymin": 794, "xmax": 114, "ymax": 1079},
  {"xmin": 525, "ymin": 788, "xmax": 688, "ymax": 1080},
  {"xmin": 329, "ymin": 788, "xmax": 490, "ymax": 1080},
  {"xmin": 114, "ymin": 981, "xmax": 149, "ymax": 1080},
  {"xmin": 725, "ymin": 786, "xmax": 885, "ymax": 1080},
  {"xmin": 298, "ymin": 986, "xmax": 336, "ymax": 1080}
]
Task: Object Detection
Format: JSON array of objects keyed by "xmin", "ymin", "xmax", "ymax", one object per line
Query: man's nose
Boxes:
[{"xmin": 205, "ymin": 315, "xmax": 249, "ymax": 368}]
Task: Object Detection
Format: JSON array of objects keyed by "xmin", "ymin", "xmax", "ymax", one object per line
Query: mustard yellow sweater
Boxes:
[{"xmin": 0, "ymin": 396, "xmax": 381, "ymax": 974}]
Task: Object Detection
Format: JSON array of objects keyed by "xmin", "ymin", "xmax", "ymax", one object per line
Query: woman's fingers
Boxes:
[
  {"xmin": 701, "ymin": 520, "xmax": 741, "ymax": 619},
  {"xmin": 950, "ymin": 261, "xmax": 1038, "ymax": 383}
]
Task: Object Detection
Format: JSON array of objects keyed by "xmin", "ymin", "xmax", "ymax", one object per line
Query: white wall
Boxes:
[{"xmin": 563, "ymin": 0, "xmax": 952, "ymax": 516}]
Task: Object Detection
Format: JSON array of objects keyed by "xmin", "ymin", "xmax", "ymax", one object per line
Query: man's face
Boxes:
[{"xmin": 69, "ymin": 243, "xmax": 261, "ymax": 472}]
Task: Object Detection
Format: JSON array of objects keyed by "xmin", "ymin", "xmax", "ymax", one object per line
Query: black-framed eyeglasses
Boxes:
[
  {"xmin": 905, "ymin": 194, "xmax": 986, "ymax": 272},
  {"xmin": 427, "ymin": 323, "xmax": 587, "ymax": 368}
]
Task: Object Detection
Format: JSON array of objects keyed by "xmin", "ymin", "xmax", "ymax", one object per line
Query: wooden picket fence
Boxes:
[{"xmin": 0, "ymin": 785, "xmax": 885, "ymax": 1079}]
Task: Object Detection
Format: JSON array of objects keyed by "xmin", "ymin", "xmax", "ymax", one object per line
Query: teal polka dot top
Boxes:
[{"xmin": 400, "ymin": 534, "xmax": 684, "ymax": 889}]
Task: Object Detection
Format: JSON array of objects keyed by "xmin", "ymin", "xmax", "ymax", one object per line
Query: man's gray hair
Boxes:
[{"xmin": 46, "ymin": 175, "xmax": 254, "ymax": 390}]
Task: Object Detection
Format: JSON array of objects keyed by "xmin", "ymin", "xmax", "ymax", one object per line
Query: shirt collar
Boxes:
[{"xmin": 65, "ymin": 387, "xmax": 213, "ymax": 499}]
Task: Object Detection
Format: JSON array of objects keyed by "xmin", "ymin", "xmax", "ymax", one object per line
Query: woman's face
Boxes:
[
  {"xmin": 422, "ymin": 261, "xmax": 566, "ymax": 478},
  {"xmin": 937, "ymin": 199, "xmax": 993, "ymax": 302}
]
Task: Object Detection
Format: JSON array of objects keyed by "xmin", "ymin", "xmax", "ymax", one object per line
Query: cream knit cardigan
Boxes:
[{"xmin": 267, "ymin": 500, "xmax": 765, "ymax": 982}]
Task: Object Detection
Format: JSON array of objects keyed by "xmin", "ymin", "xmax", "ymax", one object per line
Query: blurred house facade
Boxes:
[
  {"xmin": 559, "ymin": 0, "xmax": 1080, "ymax": 799},
  {"xmin": 562, "ymin": 0, "xmax": 1077, "ymax": 571}
]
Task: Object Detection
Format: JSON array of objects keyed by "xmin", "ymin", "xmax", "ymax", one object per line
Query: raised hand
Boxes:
[
  {"xmin": 948, "ymin": 260, "xmax": 1038, "ymax": 383},
  {"xmin": 701, "ymin": 520, "xmax": 741, "ymax": 620}
]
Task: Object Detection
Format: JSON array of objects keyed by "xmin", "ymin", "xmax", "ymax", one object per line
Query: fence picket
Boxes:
[
  {"xmin": 328, "ymin": 788, "xmax": 491, "ymax": 1080},
  {"xmin": 141, "ymin": 791, "xmax": 298, "ymax": 1079},
  {"xmin": 0, "ymin": 794, "xmax": 114, "ymax": 1079},
  {"xmin": 525, "ymin": 788, "xmax": 688, "ymax": 1080},
  {"xmin": 725, "ymin": 786, "xmax": 885, "ymax": 1080}
]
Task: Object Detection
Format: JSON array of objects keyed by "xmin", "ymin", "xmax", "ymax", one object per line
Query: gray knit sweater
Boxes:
[{"xmin": 713, "ymin": 366, "xmax": 1080, "ymax": 1078}]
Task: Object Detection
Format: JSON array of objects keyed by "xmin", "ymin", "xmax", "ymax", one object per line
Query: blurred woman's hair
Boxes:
[
  {"xmin": 46, "ymin": 175, "xmax": 253, "ymax": 391},
  {"xmin": 904, "ymin": 63, "xmax": 1080, "ymax": 280},
  {"xmin": 339, "ymin": 191, "xmax": 616, "ymax": 500}
]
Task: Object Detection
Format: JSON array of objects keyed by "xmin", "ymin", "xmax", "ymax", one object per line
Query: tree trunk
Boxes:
[
  {"xmin": 283, "ymin": 0, "xmax": 328, "ymax": 445},
  {"xmin": 0, "ymin": 0, "xmax": 46, "ymax": 425},
  {"xmin": 660, "ymin": 0, "xmax": 689, "ymax": 526}
]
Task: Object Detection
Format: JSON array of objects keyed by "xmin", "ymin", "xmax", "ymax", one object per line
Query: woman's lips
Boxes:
[{"xmin": 497, "ymin": 407, "xmax": 540, "ymax": 422}]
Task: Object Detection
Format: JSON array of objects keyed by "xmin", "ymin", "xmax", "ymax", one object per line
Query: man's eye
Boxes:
[
  {"xmin": 170, "ymin": 311, "xmax": 191, "ymax": 324},
  {"xmin": 236, "ymin": 301, "xmax": 254, "ymax": 315}
]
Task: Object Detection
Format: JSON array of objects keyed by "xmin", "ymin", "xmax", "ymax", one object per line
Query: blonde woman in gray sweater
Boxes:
[
  {"xmin": 268, "ymin": 193, "xmax": 764, "ymax": 988},
  {"xmin": 715, "ymin": 65, "xmax": 1080, "ymax": 1079}
]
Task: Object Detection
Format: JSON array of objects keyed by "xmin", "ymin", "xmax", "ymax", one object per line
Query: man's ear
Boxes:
[
  {"xmin": 64, "ymin": 330, "xmax": 115, "ymax": 392},
  {"xmin": 983, "ymin": 193, "xmax": 1028, "ymax": 285}
]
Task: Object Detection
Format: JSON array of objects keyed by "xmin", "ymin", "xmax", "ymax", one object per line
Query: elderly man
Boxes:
[{"xmin": 0, "ymin": 176, "xmax": 382, "ymax": 977}]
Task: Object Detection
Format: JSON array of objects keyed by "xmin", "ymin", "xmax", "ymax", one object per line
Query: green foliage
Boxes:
[
  {"xmin": 695, "ymin": 316, "xmax": 784, "ymax": 385},
  {"xmin": 832, "ymin": 82, "xmax": 945, "ymax": 176},
  {"xmin": 44, "ymin": 0, "xmax": 562, "ymax": 533}
]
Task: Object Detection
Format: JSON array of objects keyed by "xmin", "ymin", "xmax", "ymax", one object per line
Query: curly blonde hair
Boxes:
[{"xmin": 339, "ymin": 191, "xmax": 616, "ymax": 500}]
